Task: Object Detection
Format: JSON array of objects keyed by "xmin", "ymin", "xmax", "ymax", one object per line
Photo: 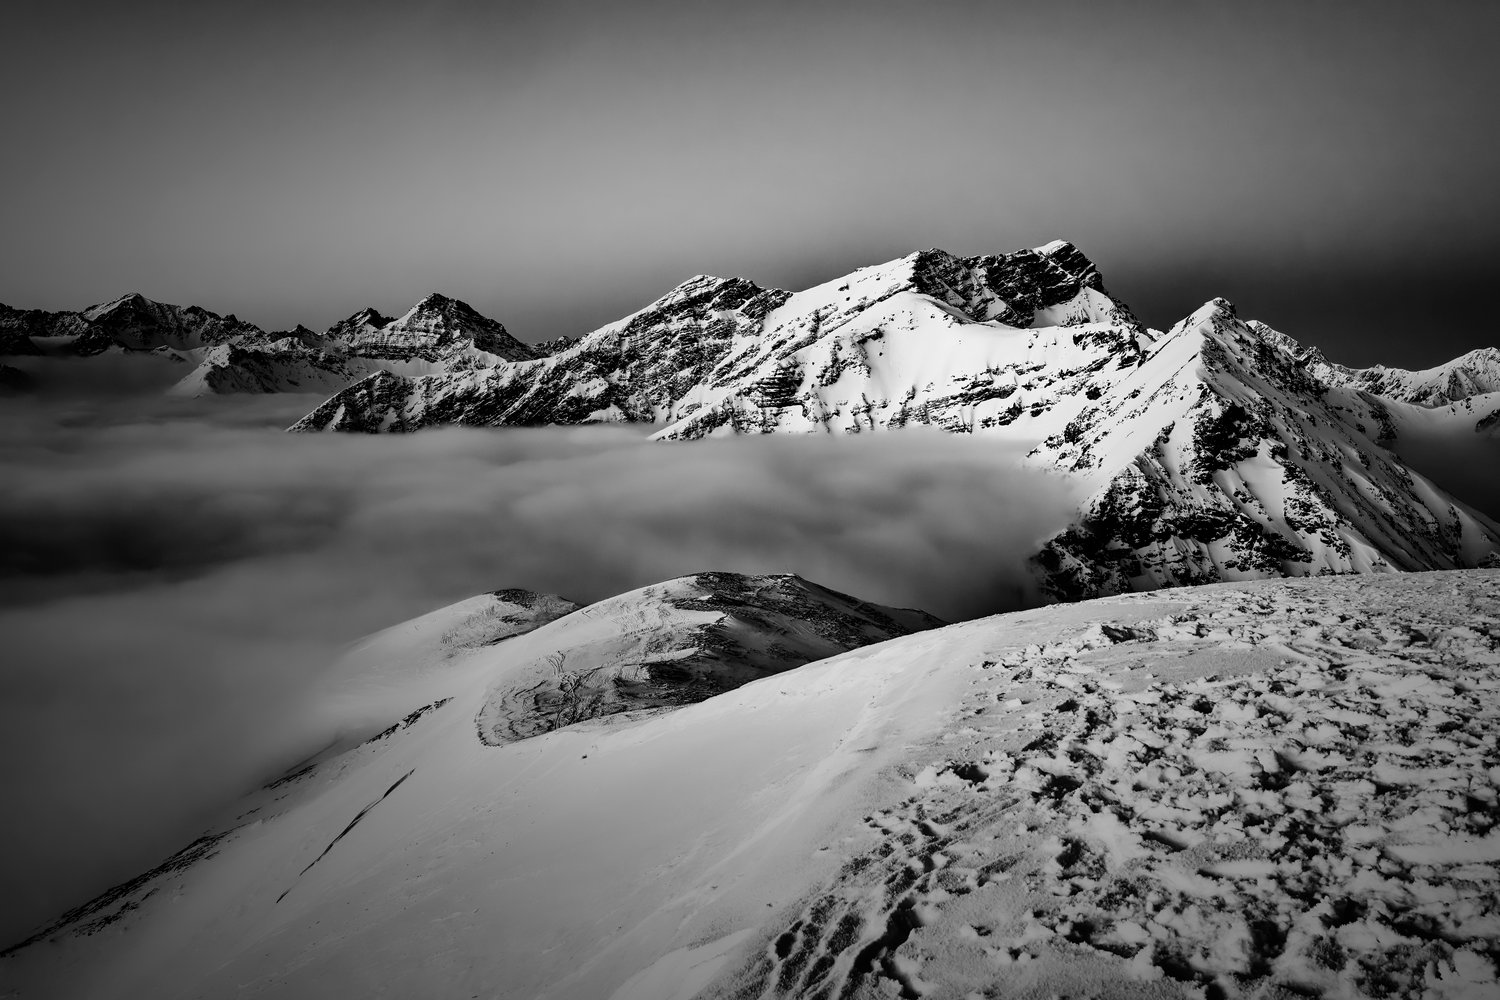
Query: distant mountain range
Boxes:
[{"xmin": 6, "ymin": 240, "xmax": 1499, "ymax": 596}]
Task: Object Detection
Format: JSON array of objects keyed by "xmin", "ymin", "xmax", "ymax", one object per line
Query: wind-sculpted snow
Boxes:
[{"xmin": 5, "ymin": 570, "xmax": 1498, "ymax": 1000}]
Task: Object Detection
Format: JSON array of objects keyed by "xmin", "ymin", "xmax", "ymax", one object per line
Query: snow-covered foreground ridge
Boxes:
[{"xmin": 7, "ymin": 569, "xmax": 1500, "ymax": 1000}]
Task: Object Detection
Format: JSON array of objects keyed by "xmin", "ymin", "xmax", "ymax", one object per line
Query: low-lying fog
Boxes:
[{"xmin": 0, "ymin": 359, "xmax": 1080, "ymax": 943}]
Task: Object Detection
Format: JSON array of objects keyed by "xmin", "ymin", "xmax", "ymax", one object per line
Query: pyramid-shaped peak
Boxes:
[
  {"xmin": 83, "ymin": 291, "xmax": 154, "ymax": 318},
  {"xmin": 404, "ymin": 294, "xmax": 503, "ymax": 325},
  {"xmin": 1185, "ymin": 297, "xmax": 1239, "ymax": 324}
]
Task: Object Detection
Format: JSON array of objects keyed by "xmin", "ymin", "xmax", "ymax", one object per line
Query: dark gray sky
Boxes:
[{"xmin": 3, "ymin": 0, "xmax": 1497, "ymax": 367}]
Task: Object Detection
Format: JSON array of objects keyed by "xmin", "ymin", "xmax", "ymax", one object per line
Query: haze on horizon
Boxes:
[{"xmin": 4, "ymin": 0, "xmax": 1498, "ymax": 368}]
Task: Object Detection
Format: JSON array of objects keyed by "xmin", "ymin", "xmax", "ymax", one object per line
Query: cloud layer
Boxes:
[{"xmin": 0, "ymin": 380, "xmax": 1078, "ymax": 942}]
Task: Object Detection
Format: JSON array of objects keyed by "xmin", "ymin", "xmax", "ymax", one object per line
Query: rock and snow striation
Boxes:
[{"xmin": 5, "ymin": 569, "xmax": 1498, "ymax": 1000}]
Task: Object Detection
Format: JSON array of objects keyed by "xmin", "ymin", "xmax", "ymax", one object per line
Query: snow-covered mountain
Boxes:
[
  {"xmin": 76, "ymin": 293, "xmax": 265, "ymax": 354},
  {"xmin": 0, "ymin": 293, "xmax": 262, "ymax": 358},
  {"xmin": 282, "ymin": 241, "xmax": 1499, "ymax": 594},
  {"xmin": 0, "ymin": 302, "xmax": 96, "ymax": 353},
  {"xmin": 8, "ymin": 245, "xmax": 1498, "ymax": 595},
  {"xmin": 287, "ymin": 240, "xmax": 1143, "ymax": 434},
  {"xmin": 166, "ymin": 293, "xmax": 538, "ymax": 396},
  {"xmin": 1254, "ymin": 327, "xmax": 1500, "ymax": 407},
  {"xmin": 0, "ymin": 292, "xmax": 536, "ymax": 396},
  {"xmin": 1028, "ymin": 299, "xmax": 1500, "ymax": 598},
  {"xmin": 6, "ymin": 569, "xmax": 1497, "ymax": 1000}
]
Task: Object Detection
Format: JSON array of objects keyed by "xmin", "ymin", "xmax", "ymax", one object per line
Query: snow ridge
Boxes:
[{"xmin": 6, "ymin": 570, "xmax": 1498, "ymax": 1000}]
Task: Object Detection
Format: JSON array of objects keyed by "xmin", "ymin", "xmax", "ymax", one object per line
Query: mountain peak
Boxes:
[
  {"xmin": 639, "ymin": 274, "xmax": 783, "ymax": 320},
  {"xmin": 1031, "ymin": 239, "xmax": 1101, "ymax": 285},
  {"xmin": 1181, "ymin": 297, "xmax": 1239, "ymax": 326},
  {"xmin": 328, "ymin": 307, "xmax": 391, "ymax": 335},
  {"xmin": 660, "ymin": 274, "xmax": 751, "ymax": 301},
  {"xmin": 1033, "ymin": 238, "xmax": 1077, "ymax": 255},
  {"xmin": 83, "ymin": 291, "xmax": 153, "ymax": 319}
]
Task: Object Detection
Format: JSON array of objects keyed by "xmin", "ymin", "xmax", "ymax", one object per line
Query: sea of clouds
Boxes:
[{"xmin": 0, "ymin": 357, "xmax": 1080, "ymax": 942}]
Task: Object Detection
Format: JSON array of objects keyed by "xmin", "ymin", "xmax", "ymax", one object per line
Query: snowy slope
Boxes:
[
  {"xmin": 166, "ymin": 338, "xmax": 378, "ymax": 395},
  {"xmin": 5, "ymin": 570, "xmax": 1497, "ymax": 1000},
  {"xmin": 1379, "ymin": 391, "xmax": 1500, "ymax": 517},
  {"xmin": 1248, "ymin": 325, "xmax": 1500, "ymax": 408},
  {"xmin": 1328, "ymin": 349, "xmax": 1500, "ymax": 407},
  {"xmin": 288, "ymin": 240, "xmax": 1145, "ymax": 435},
  {"xmin": 1032, "ymin": 300, "xmax": 1500, "ymax": 598},
  {"xmin": 282, "ymin": 242, "xmax": 1498, "ymax": 591},
  {"xmin": 167, "ymin": 294, "xmax": 538, "ymax": 396}
]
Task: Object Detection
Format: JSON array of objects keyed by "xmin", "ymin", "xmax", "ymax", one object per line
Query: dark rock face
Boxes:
[
  {"xmin": 531, "ymin": 335, "xmax": 580, "ymax": 357},
  {"xmin": 0, "ymin": 303, "xmax": 88, "ymax": 353},
  {"xmin": 908, "ymin": 241, "xmax": 1121, "ymax": 328}
]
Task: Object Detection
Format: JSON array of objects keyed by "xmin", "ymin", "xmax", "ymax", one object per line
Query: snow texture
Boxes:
[{"xmin": 5, "ymin": 569, "xmax": 1499, "ymax": 1000}]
